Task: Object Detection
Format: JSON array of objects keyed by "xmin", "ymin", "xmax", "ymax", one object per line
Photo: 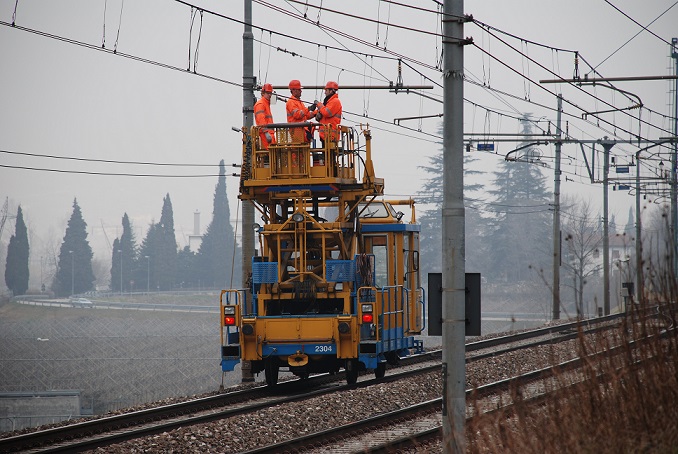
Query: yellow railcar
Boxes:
[{"xmin": 220, "ymin": 123, "xmax": 425, "ymax": 385}]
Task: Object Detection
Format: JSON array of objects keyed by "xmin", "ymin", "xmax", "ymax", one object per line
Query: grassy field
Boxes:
[
  {"xmin": 0, "ymin": 296, "xmax": 241, "ymax": 417},
  {"xmin": 0, "ymin": 289, "xmax": 551, "ymax": 420},
  {"xmin": 465, "ymin": 303, "xmax": 678, "ymax": 453}
]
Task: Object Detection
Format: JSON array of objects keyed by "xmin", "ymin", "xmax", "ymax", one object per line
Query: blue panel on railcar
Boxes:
[
  {"xmin": 262, "ymin": 343, "xmax": 336, "ymax": 356},
  {"xmin": 252, "ymin": 261, "xmax": 279, "ymax": 284},
  {"xmin": 221, "ymin": 358, "xmax": 239, "ymax": 372},
  {"xmin": 360, "ymin": 224, "xmax": 420, "ymax": 232},
  {"xmin": 326, "ymin": 260, "xmax": 355, "ymax": 282}
]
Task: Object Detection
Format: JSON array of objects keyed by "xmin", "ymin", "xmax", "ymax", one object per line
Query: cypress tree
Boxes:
[
  {"xmin": 485, "ymin": 116, "xmax": 552, "ymax": 282},
  {"xmin": 417, "ymin": 126, "xmax": 487, "ymax": 274},
  {"xmin": 176, "ymin": 245, "xmax": 197, "ymax": 289},
  {"xmin": 118, "ymin": 213, "xmax": 137, "ymax": 292},
  {"xmin": 139, "ymin": 222, "xmax": 160, "ymax": 292},
  {"xmin": 5, "ymin": 206, "xmax": 30, "ymax": 296},
  {"xmin": 197, "ymin": 160, "xmax": 237, "ymax": 289},
  {"xmin": 53, "ymin": 199, "xmax": 95, "ymax": 297},
  {"xmin": 157, "ymin": 194, "xmax": 177, "ymax": 291},
  {"xmin": 111, "ymin": 237, "xmax": 121, "ymax": 293}
]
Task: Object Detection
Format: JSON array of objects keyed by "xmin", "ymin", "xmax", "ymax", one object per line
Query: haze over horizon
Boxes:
[{"xmin": 1, "ymin": 0, "xmax": 676, "ymax": 292}]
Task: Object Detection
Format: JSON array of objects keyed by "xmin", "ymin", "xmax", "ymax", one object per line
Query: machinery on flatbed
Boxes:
[{"xmin": 220, "ymin": 122, "xmax": 425, "ymax": 385}]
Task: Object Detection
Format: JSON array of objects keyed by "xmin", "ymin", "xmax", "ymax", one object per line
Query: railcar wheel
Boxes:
[
  {"xmin": 375, "ymin": 362, "xmax": 386, "ymax": 379},
  {"xmin": 345, "ymin": 359, "xmax": 359, "ymax": 385},
  {"xmin": 265, "ymin": 360, "xmax": 279, "ymax": 386}
]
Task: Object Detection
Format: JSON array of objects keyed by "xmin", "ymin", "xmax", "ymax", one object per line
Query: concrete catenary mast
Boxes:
[
  {"xmin": 442, "ymin": 0, "xmax": 466, "ymax": 451},
  {"xmin": 552, "ymin": 95, "xmax": 562, "ymax": 320},
  {"xmin": 241, "ymin": 0, "xmax": 255, "ymax": 383}
]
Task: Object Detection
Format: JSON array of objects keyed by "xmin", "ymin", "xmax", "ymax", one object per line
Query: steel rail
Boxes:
[
  {"xmin": 0, "ymin": 310, "xmax": 644, "ymax": 452},
  {"xmin": 364, "ymin": 324, "xmax": 676, "ymax": 453},
  {"xmin": 241, "ymin": 352, "xmax": 593, "ymax": 453}
]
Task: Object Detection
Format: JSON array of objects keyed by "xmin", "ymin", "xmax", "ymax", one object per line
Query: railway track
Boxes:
[
  {"xmin": 0, "ymin": 312, "xmax": 630, "ymax": 453},
  {"xmin": 240, "ymin": 352, "xmax": 594, "ymax": 454},
  {"xmin": 359, "ymin": 323, "xmax": 676, "ymax": 453}
]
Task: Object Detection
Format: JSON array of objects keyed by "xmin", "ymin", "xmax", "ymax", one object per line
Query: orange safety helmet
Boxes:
[
  {"xmin": 325, "ymin": 80, "xmax": 339, "ymax": 90},
  {"xmin": 288, "ymin": 79, "xmax": 302, "ymax": 90},
  {"xmin": 261, "ymin": 83, "xmax": 273, "ymax": 93}
]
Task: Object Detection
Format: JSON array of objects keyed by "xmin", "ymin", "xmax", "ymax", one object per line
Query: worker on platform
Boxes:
[
  {"xmin": 254, "ymin": 83, "xmax": 276, "ymax": 149},
  {"xmin": 286, "ymin": 79, "xmax": 317, "ymax": 143},
  {"xmin": 315, "ymin": 81, "xmax": 342, "ymax": 146}
]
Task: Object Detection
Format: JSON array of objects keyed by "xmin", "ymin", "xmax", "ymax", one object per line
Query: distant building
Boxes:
[{"xmin": 188, "ymin": 210, "xmax": 203, "ymax": 252}]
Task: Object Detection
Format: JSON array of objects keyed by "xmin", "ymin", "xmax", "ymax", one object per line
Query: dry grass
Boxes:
[{"xmin": 465, "ymin": 294, "xmax": 678, "ymax": 453}]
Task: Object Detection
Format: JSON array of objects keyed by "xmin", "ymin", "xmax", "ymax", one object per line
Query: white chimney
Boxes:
[{"xmin": 193, "ymin": 210, "xmax": 200, "ymax": 235}]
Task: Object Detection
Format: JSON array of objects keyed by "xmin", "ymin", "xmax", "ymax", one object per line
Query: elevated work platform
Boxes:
[{"xmin": 239, "ymin": 123, "xmax": 383, "ymax": 205}]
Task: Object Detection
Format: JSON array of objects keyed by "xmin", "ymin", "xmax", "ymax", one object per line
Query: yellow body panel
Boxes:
[
  {"xmin": 239, "ymin": 315, "xmax": 358, "ymax": 361},
  {"xmin": 265, "ymin": 317, "xmax": 334, "ymax": 342}
]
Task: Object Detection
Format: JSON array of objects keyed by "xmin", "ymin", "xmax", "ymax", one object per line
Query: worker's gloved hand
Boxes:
[
  {"xmin": 315, "ymin": 112, "xmax": 322, "ymax": 121},
  {"xmin": 265, "ymin": 132, "xmax": 272, "ymax": 142}
]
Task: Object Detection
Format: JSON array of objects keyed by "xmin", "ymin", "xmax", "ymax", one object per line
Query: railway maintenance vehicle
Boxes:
[{"xmin": 220, "ymin": 120, "xmax": 425, "ymax": 385}]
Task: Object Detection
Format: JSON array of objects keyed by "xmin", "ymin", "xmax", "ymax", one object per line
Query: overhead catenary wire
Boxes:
[
  {"xmin": 590, "ymin": 1, "xmax": 678, "ymax": 75},
  {"xmin": 0, "ymin": 20, "xmax": 242, "ymax": 88},
  {"xmin": 0, "ymin": 164, "xmax": 232, "ymax": 178},
  {"xmin": 271, "ymin": 0, "xmax": 392, "ymax": 83},
  {"xmin": 254, "ymin": 38, "xmax": 391, "ymax": 82},
  {"xmin": 156, "ymin": 2, "xmax": 678, "ymax": 143},
  {"xmin": 471, "ymin": 42, "xmax": 672, "ymax": 145},
  {"xmin": 603, "ymin": 0, "xmax": 678, "ymax": 49},
  {"xmin": 0, "ymin": 16, "xmax": 449, "ymax": 146},
  {"xmin": 282, "ymin": 0, "xmax": 447, "ymax": 39},
  {"xmin": 107, "ymin": 0, "xmax": 678, "ymax": 137},
  {"xmin": 396, "ymin": 58, "xmax": 551, "ymax": 133},
  {"xmin": 2, "ymin": 0, "xmax": 671, "ymax": 243},
  {"xmin": 473, "ymin": 27, "xmax": 674, "ymax": 140},
  {"xmin": 113, "ymin": 0, "xmax": 124, "ymax": 54},
  {"xmin": 252, "ymin": 0, "xmax": 442, "ymax": 71},
  {"xmin": 3, "ymin": 1, "xmax": 672, "ymax": 189},
  {"xmin": 469, "ymin": 17, "xmax": 675, "ymax": 125},
  {"xmin": 0, "ymin": 149, "xmax": 235, "ymax": 167}
]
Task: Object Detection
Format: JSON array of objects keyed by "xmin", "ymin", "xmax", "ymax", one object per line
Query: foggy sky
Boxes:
[{"xmin": 1, "ymin": 0, "xmax": 676, "ymax": 290}]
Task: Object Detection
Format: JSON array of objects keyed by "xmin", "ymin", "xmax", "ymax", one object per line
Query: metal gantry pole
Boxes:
[
  {"xmin": 601, "ymin": 138, "xmax": 614, "ymax": 315},
  {"xmin": 442, "ymin": 0, "xmax": 466, "ymax": 451},
  {"xmin": 241, "ymin": 0, "xmax": 255, "ymax": 383},
  {"xmin": 672, "ymin": 38, "xmax": 678, "ymax": 278},
  {"xmin": 635, "ymin": 151, "xmax": 643, "ymax": 304},
  {"xmin": 552, "ymin": 95, "xmax": 562, "ymax": 320}
]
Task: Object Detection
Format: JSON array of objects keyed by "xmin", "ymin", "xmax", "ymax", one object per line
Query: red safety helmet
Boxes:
[
  {"xmin": 261, "ymin": 83, "xmax": 273, "ymax": 93},
  {"xmin": 288, "ymin": 79, "xmax": 302, "ymax": 90},
  {"xmin": 325, "ymin": 81, "xmax": 339, "ymax": 90}
]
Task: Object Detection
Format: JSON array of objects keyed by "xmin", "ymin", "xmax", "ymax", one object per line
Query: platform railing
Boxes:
[{"xmin": 248, "ymin": 123, "xmax": 358, "ymax": 182}]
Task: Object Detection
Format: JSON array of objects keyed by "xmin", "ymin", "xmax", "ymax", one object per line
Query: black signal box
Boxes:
[{"xmin": 427, "ymin": 272, "xmax": 481, "ymax": 337}]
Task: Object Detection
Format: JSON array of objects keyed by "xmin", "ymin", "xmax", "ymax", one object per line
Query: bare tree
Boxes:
[
  {"xmin": 561, "ymin": 195, "xmax": 602, "ymax": 317},
  {"xmin": 642, "ymin": 203, "xmax": 673, "ymax": 299}
]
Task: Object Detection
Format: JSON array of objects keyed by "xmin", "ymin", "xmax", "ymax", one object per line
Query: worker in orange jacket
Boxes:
[
  {"xmin": 315, "ymin": 81, "xmax": 342, "ymax": 145},
  {"xmin": 254, "ymin": 83, "xmax": 276, "ymax": 149},
  {"xmin": 286, "ymin": 79, "xmax": 317, "ymax": 143}
]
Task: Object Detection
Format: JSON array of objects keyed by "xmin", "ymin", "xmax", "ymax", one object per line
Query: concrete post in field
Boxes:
[
  {"xmin": 241, "ymin": 0, "xmax": 255, "ymax": 383},
  {"xmin": 442, "ymin": 0, "xmax": 466, "ymax": 451},
  {"xmin": 635, "ymin": 150, "xmax": 642, "ymax": 304},
  {"xmin": 601, "ymin": 138, "xmax": 614, "ymax": 315},
  {"xmin": 671, "ymin": 38, "xmax": 678, "ymax": 278},
  {"xmin": 552, "ymin": 95, "xmax": 562, "ymax": 320}
]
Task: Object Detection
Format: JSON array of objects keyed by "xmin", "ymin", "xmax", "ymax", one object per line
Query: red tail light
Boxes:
[
  {"xmin": 362, "ymin": 313, "xmax": 373, "ymax": 323},
  {"xmin": 224, "ymin": 316, "xmax": 236, "ymax": 326}
]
